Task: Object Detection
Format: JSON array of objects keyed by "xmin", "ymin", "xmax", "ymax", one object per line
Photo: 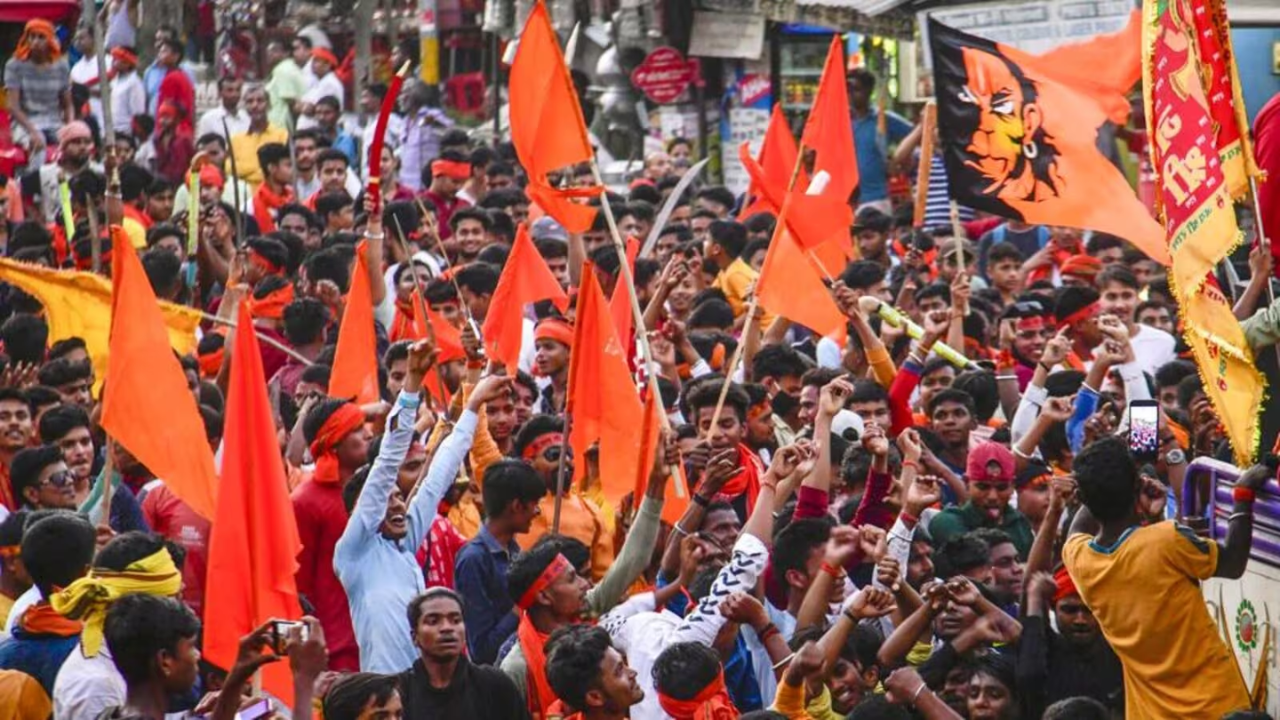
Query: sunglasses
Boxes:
[{"xmin": 41, "ymin": 471, "xmax": 72, "ymax": 489}]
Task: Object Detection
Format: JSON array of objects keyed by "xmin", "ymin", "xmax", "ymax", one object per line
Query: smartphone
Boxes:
[
  {"xmin": 269, "ymin": 619, "xmax": 307, "ymax": 655},
  {"xmin": 1128, "ymin": 399, "xmax": 1160, "ymax": 463},
  {"xmin": 236, "ymin": 699, "xmax": 272, "ymax": 720}
]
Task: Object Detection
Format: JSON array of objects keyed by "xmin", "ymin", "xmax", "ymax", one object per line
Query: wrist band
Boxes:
[
  {"xmin": 1012, "ymin": 446, "xmax": 1033, "ymax": 461},
  {"xmin": 692, "ymin": 494, "xmax": 710, "ymax": 508},
  {"xmin": 902, "ymin": 459, "xmax": 920, "ymax": 472},
  {"xmin": 1233, "ymin": 487, "xmax": 1256, "ymax": 504},
  {"xmin": 820, "ymin": 561, "xmax": 843, "ymax": 579},
  {"xmin": 912, "ymin": 683, "xmax": 928, "ymax": 704},
  {"xmin": 900, "ymin": 511, "xmax": 919, "ymax": 526},
  {"xmin": 758, "ymin": 623, "xmax": 780, "ymax": 644},
  {"xmin": 465, "ymin": 359, "xmax": 486, "ymax": 370},
  {"xmin": 672, "ymin": 524, "xmax": 689, "ymax": 537},
  {"xmin": 772, "ymin": 653, "xmax": 795, "ymax": 671},
  {"xmin": 365, "ymin": 232, "xmax": 385, "ymax": 241},
  {"xmin": 1229, "ymin": 512, "xmax": 1253, "ymax": 523},
  {"xmin": 995, "ymin": 374, "xmax": 1018, "ymax": 382},
  {"xmin": 1037, "ymin": 362, "xmax": 1052, "ymax": 374}
]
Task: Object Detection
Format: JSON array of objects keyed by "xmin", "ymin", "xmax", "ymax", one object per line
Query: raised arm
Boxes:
[{"xmin": 1216, "ymin": 460, "xmax": 1272, "ymax": 579}]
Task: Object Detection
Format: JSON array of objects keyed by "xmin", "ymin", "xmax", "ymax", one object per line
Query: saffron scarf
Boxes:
[
  {"xmin": 717, "ymin": 444, "xmax": 764, "ymax": 514},
  {"xmin": 14, "ymin": 20, "xmax": 59, "ymax": 61},
  {"xmin": 252, "ymin": 182, "xmax": 295, "ymax": 234},
  {"xmin": 18, "ymin": 603, "xmax": 83, "ymax": 637},
  {"xmin": 656, "ymin": 669, "xmax": 738, "ymax": 720},
  {"xmin": 518, "ymin": 612, "xmax": 558, "ymax": 720},
  {"xmin": 390, "ymin": 298, "xmax": 417, "ymax": 343},
  {"xmin": 308, "ymin": 403, "xmax": 365, "ymax": 484},
  {"xmin": 50, "ymin": 549, "xmax": 182, "ymax": 656}
]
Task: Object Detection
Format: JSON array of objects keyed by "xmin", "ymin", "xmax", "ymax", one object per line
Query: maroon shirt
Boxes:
[{"xmin": 291, "ymin": 478, "xmax": 359, "ymax": 671}]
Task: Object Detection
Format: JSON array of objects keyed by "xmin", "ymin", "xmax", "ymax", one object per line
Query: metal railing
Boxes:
[{"xmin": 1182, "ymin": 457, "xmax": 1280, "ymax": 568}]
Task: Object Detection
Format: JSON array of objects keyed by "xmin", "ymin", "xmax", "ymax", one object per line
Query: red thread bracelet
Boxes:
[
  {"xmin": 820, "ymin": 561, "xmax": 843, "ymax": 578},
  {"xmin": 1234, "ymin": 487, "xmax": 1256, "ymax": 504}
]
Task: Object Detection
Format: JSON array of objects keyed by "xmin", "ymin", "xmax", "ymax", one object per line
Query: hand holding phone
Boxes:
[{"xmin": 1128, "ymin": 400, "xmax": 1160, "ymax": 463}]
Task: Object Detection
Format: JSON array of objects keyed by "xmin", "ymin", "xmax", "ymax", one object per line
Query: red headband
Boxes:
[
  {"xmin": 534, "ymin": 319, "xmax": 573, "ymax": 349},
  {"xmin": 516, "ymin": 553, "xmax": 571, "ymax": 610},
  {"xmin": 1015, "ymin": 316, "xmax": 1046, "ymax": 332},
  {"xmin": 198, "ymin": 348, "xmax": 225, "ymax": 378},
  {"xmin": 522, "ymin": 433, "xmax": 563, "ymax": 462},
  {"xmin": 1058, "ymin": 302, "xmax": 1099, "ymax": 329},
  {"xmin": 1053, "ymin": 566, "xmax": 1079, "ymax": 604},
  {"xmin": 309, "ymin": 403, "xmax": 365, "ymax": 484},
  {"xmin": 250, "ymin": 249, "xmax": 283, "ymax": 275},
  {"xmin": 656, "ymin": 669, "xmax": 738, "ymax": 720},
  {"xmin": 431, "ymin": 159, "xmax": 472, "ymax": 180},
  {"xmin": 110, "ymin": 47, "xmax": 138, "ymax": 66},
  {"xmin": 311, "ymin": 48, "xmax": 339, "ymax": 68}
]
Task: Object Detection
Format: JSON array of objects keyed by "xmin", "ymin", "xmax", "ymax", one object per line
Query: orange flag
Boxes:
[
  {"xmin": 929, "ymin": 16, "xmax": 1169, "ymax": 265},
  {"xmin": 738, "ymin": 105, "xmax": 801, "ymax": 219},
  {"xmin": 608, "ymin": 237, "xmax": 639, "ymax": 350},
  {"xmin": 800, "ymin": 37, "xmax": 858, "ymax": 202},
  {"xmin": 407, "ymin": 291, "xmax": 462, "ymax": 406},
  {"xmin": 483, "ymin": 224, "xmax": 569, "ymax": 369},
  {"xmin": 509, "ymin": 0, "xmax": 601, "ymax": 232},
  {"xmin": 100, "ymin": 226, "xmax": 218, "ymax": 520},
  {"xmin": 756, "ymin": 201, "xmax": 847, "ymax": 339},
  {"xmin": 204, "ymin": 303, "xmax": 303, "ymax": 702},
  {"xmin": 330, "ymin": 242, "xmax": 379, "ymax": 404},
  {"xmin": 567, "ymin": 263, "xmax": 644, "ymax": 505}
]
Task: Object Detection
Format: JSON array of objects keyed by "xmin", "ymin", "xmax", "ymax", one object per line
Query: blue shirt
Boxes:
[
  {"xmin": 853, "ymin": 110, "xmax": 912, "ymax": 203},
  {"xmin": 455, "ymin": 524, "xmax": 521, "ymax": 665},
  {"xmin": 334, "ymin": 391, "xmax": 478, "ymax": 674},
  {"xmin": 0, "ymin": 622, "xmax": 80, "ymax": 695}
]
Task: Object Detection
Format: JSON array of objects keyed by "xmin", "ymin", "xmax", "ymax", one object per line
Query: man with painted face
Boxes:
[
  {"xmin": 335, "ymin": 339, "xmax": 511, "ymax": 674},
  {"xmin": 928, "ymin": 441, "xmax": 1033, "ymax": 558}
]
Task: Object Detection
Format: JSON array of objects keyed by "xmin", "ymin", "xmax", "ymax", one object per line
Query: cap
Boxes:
[
  {"xmin": 831, "ymin": 409, "xmax": 864, "ymax": 442},
  {"xmin": 966, "ymin": 441, "xmax": 1015, "ymax": 483},
  {"xmin": 530, "ymin": 216, "xmax": 569, "ymax": 243},
  {"xmin": 939, "ymin": 238, "xmax": 977, "ymax": 260}
]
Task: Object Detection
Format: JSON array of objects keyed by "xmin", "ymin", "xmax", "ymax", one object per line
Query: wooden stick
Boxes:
[
  {"xmin": 705, "ymin": 140, "xmax": 808, "ymax": 441},
  {"xmin": 414, "ymin": 198, "xmax": 476, "ymax": 328},
  {"xmin": 92, "ymin": 8, "xmax": 115, "ymax": 150},
  {"xmin": 391, "ymin": 215, "xmax": 450, "ymax": 413},
  {"xmin": 222, "ymin": 119, "xmax": 243, "ymax": 248},
  {"xmin": 551, "ymin": 411, "xmax": 572, "ymax": 533},
  {"xmin": 99, "ymin": 435, "xmax": 115, "ymax": 530},
  {"xmin": 85, "ymin": 195, "xmax": 103, "ymax": 274},
  {"xmin": 588, "ymin": 160, "xmax": 685, "ymax": 496},
  {"xmin": 949, "ymin": 200, "xmax": 969, "ymax": 316},
  {"xmin": 913, "ymin": 102, "xmax": 937, "ymax": 229},
  {"xmin": 197, "ymin": 311, "xmax": 315, "ymax": 366}
]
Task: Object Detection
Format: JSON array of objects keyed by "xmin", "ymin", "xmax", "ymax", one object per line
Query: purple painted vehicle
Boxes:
[{"xmin": 1182, "ymin": 457, "xmax": 1280, "ymax": 568}]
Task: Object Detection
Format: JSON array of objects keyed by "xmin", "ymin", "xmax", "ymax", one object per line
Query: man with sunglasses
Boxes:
[{"xmin": 9, "ymin": 445, "xmax": 74, "ymax": 511}]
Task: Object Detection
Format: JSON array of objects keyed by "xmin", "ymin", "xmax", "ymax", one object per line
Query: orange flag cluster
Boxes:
[
  {"xmin": 508, "ymin": 0, "xmax": 600, "ymax": 232},
  {"xmin": 483, "ymin": 224, "xmax": 569, "ymax": 369},
  {"xmin": 100, "ymin": 227, "xmax": 219, "ymax": 520},
  {"xmin": 204, "ymin": 303, "xmax": 303, "ymax": 703},
  {"xmin": 329, "ymin": 242, "xmax": 380, "ymax": 405}
]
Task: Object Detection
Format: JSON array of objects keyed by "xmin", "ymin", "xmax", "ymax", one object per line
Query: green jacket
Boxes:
[{"xmin": 928, "ymin": 502, "xmax": 1035, "ymax": 559}]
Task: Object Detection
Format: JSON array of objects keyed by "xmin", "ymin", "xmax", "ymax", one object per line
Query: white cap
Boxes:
[{"xmin": 831, "ymin": 409, "xmax": 864, "ymax": 442}]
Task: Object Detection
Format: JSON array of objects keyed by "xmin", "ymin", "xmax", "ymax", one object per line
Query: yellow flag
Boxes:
[
  {"xmin": 0, "ymin": 258, "xmax": 203, "ymax": 394},
  {"xmin": 1143, "ymin": 0, "xmax": 1263, "ymax": 464}
]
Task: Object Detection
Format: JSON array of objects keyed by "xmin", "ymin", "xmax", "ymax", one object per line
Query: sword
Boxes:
[{"xmin": 639, "ymin": 157, "xmax": 708, "ymax": 258}]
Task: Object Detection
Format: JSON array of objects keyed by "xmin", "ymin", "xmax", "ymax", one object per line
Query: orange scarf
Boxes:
[
  {"xmin": 249, "ymin": 283, "xmax": 295, "ymax": 320},
  {"xmin": 14, "ymin": 20, "xmax": 59, "ymax": 61},
  {"xmin": 253, "ymin": 182, "xmax": 294, "ymax": 234},
  {"xmin": 518, "ymin": 613, "xmax": 558, "ymax": 720},
  {"xmin": 390, "ymin": 298, "xmax": 418, "ymax": 343},
  {"xmin": 718, "ymin": 444, "xmax": 763, "ymax": 514},
  {"xmin": 656, "ymin": 670, "xmax": 738, "ymax": 720},
  {"xmin": 18, "ymin": 603, "xmax": 82, "ymax": 637},
  {"xmin": 308, "ymin": 403, "xmax": 365, "ymax": 484},
  {"xmin": 1063, "ymin": 351, "xmax": 1087, "ymax": 371}
]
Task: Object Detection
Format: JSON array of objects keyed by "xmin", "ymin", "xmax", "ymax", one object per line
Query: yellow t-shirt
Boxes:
[
  {"xmin": 229, "ymin": 124, "xmax": 289, "ymax": 187},
  {"xmin": 1062, "ymin": 521, "xmax": 1251, "ymax": 719},
  {"xmin": 712, "ymin": 257, "xmax": 776, "ymax": 328}
]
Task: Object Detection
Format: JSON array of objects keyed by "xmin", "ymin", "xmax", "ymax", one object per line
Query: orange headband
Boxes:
[
  {"xmin": 534, "ymin": 319, "xmax": 573, "ymax": 349},
  {"xmin": 431, "ymin": 159, "xmax": 472, "ymax": 180},
  {"xmin": 1058, "ymin": 302, "xmax": 1100, "ymax": 329},
  {"xmin": 309, "ymin": 403, "xmax": 365, "ymax": 484},
  {"xmin": 522, "ymin": 433, "xmax": 563, "ymax": 462},
  {"xmin": 311, "ymin": 48, "xmax": 339, "ymax": 68},
  {"xmin": 656, "ymin": 669, "xmax": 737, "ymax": 720},
  {"xmin": 15, "ymin": 20, "xmax": 59, "ymax": 61},
  {"xmin": 198, "ymin": 348, "xmax": 225, "ymax": 378},
  {"xmin": 250, "ymin": 249, "xmax": 283, "ymax": 275},
  {"xmin": 249, "ymin": 283, "xmax": 295, "ymax": 320},
  {"xmin": 516, "ymin": 553, "xmax": 571, "ymax": 610},
  {"xmin": 0, "ymin": 545, "xmax": 19, "ymax": 559},
  {"xmin": 110, "ymin": 46, "xmax": 138, "ymax": 66},
  {"xmin": 747, "ymin": 402, "xmax": 769, "ymax": 421}
]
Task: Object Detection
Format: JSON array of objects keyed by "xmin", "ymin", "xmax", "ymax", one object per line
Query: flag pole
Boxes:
[
  {"xmin": 913, "ymin": 102, "xmax": 937, "ymax": 228},
  {"xmin": 414, "ymin": 197, "xmax": 477, "ymax": 329},
  {"xmin": 98, "ymin": 436, "xmax": 115, "ymax": 532},
  {"xmin": 392, "ymin": 214, "xmax": 450, "ymax": 413},
  {"xmin": 198, "ymin": 310, "xmax": 315, "ymax": 366},
  {"xmin": 1247, "ymin": 177, "xmax": 1280, "ymax": 371},
  {"xmin": 551, "ymin": 411, "xmax": 572, "ymax": 533},
  {"xmin": 85, "ymin": 195, "xmax": 103, "ymax": 274},
  {"xmin": 222, "ymin": 119, "xmax": 243, "ymax": 248},
  {"xmin": 588, "ymin": 159, "xmax": 685, "ymax": 495},
  {"xmin": 704, "ymin": 140, "xmax": 808, "ymax": 443}
]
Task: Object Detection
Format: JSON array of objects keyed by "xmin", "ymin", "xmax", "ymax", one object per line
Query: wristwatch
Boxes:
[{"xmin": 1164, "ymin": 448, "xmax": 1187, "ymax": 466}]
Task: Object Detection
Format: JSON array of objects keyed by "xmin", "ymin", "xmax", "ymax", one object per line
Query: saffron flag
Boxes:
[
  {"xmin": 738, "ymin": 105, "xmax": 802, "ymax": 219},
  {"xmin": 101, "ymin": 227, "xmax": 218, "ymax": 520},
  {"xmin": 405, "ymin": 290, "xmax": 461, "ymax": 407},
  {"xmin": 508, "ymin": 0, "xmax": 600, "ymax": 232},
  {"xmin": 756, "ymin": 196, "xmax": 847, "ymax": 339},
  {"xmin": 205, "ymin": 303, "xmax": 303, "ymax": 702},
  {"xmin": 330, "ymin": 241, "xmax": 379, "ymax": 405},
  {"xmin": 608, "ymin": 237, "xmax": 639, "ymax": 351},
  {"xmin": 0, "ymin": 257, "xmax": 201, "ymax": 394},
  {"xmin": 929, "ymin": 17, "xmax": 1171, "ymax": 266},
  {"xmin": 1143, "ymin": 0, "xmax": 1263, "ymax": 465},
  {"xmin": 567, "ymin": 262, "xmax": 644, "ymax": 505},
  {"xmin": 800, "ymin": 36, "xmax": 859, "ymax": 203},
  {"xmin": 483, "ymin": 224, "xmax": 569, "ymax": 369}
]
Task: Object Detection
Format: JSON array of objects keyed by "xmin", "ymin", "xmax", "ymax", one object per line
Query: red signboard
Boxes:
[{"xmin": 631, "ymin": 47, "xmax": 700, "ymax": 105}]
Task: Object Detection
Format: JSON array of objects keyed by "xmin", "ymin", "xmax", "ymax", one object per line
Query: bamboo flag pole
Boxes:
[
  {"xmin": 913, "ymin": 102, "xmax": 937, "ymax": 229},
  {"xmin": 98, "ymin": 437, "xmax": 115, "ymax": 532},
  {"xmin": 705, "ymin": 139, "xmax": 809, "ymax": 441},
  {"xmin": 391, "ymin": 215, "xmax": 451, "ymax": 414},
  {"xmin": 197, "ymin": 310, "xmax": 314, "ymax": 366}
]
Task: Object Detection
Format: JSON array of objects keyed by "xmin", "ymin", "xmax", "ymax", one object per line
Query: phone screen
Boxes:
[
  {"xmin": 1129, "ymin": 401, "xmax": 1160, "ymax": 462},
  {"xmin": 237, "ymin": 699, "xmax": 272, "ymax": 720}
]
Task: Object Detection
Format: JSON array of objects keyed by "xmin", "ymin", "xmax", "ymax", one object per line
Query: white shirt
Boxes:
[
  {"xmin": 110, "ymin": 71, "xmax": 146, "ymax": 134},
  {"xmin": 296, "ymin": 73, "xmax": 345, "ymax": 131},
  {"xmin": 1130, "ymin": 323, "xmax": 1177, "ymax": 377},
  {"xmin": 53, "ymin": 643, "xmax": 126, "ymax": 720},
  {"xmin": 3, "ymin": 585, "xmax": 39, "ymax": 634},
  {"xmin": 196, "ymin": 105, "xmax": 250, "ymax": 141}
]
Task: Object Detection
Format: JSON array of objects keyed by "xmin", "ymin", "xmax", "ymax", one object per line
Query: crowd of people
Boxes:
[{"xmin": 0, "ymin": 9, "xmax": 1275, "ymax": 720}]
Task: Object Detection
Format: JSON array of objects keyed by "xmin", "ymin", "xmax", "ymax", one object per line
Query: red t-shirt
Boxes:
[
  {"xmin": 290, "ymin": 478, "xmax": 359, "ymax": 671},
  {"xmin": 1255, "ymin": 93, "xmax": 1280, "ymax": 277},
  {"xmin": 141, "ymin": 482, "xmax": 211, "ymax": 619}
]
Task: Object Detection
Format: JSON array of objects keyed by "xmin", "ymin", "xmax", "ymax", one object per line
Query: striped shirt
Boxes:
[
  {"xmin": 922, "ymin": 153, "xmax": 975, "ymax": 232},
  {"xmin": 3, "ymin": 58, "xmax": 69, "ymax": 138}
]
